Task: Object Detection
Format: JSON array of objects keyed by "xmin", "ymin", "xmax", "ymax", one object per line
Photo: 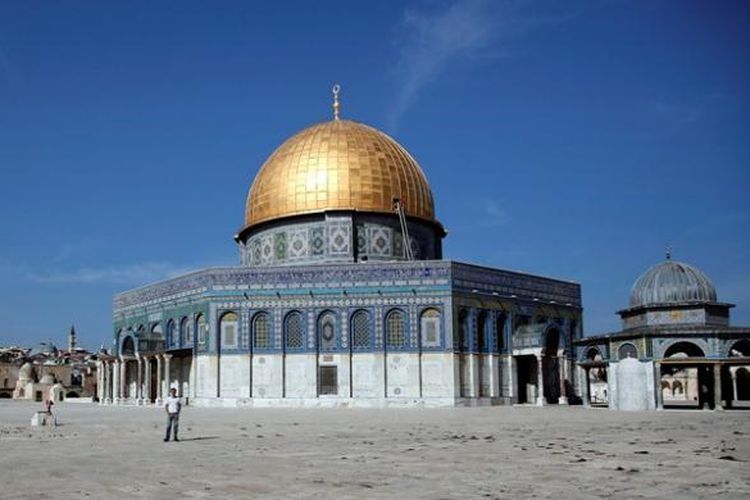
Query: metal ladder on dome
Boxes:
[{"xmin": 393, "ymin": 197, "xmax": 414, "ymax": 261}]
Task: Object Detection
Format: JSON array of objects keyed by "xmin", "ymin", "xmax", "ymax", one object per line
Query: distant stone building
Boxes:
[
  {"xmin": 0, "ymin": 330, "xmax": 99, "ymax": 402},
  {"xmin": 102, "ymin": 88, "xmax": 584, "ymax": 407},
  {"xmin": 576, "ymin": 254, "xmax": 750, "ymax": 410}
]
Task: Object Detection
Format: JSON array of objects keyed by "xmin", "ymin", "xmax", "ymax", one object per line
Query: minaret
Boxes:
[{"xmin": 68, "ymin": 325, "xmax": 77, "ymax": 352}]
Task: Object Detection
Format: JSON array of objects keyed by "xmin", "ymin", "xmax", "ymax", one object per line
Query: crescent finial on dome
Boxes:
[{"xmin": 332, "ymin": 84, "xmax": 341, "ymax": 120}]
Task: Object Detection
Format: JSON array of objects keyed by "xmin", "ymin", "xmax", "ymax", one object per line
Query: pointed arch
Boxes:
[{"xmin": 350, "ymin": 309, "xmax": 371, "ymax": 350}]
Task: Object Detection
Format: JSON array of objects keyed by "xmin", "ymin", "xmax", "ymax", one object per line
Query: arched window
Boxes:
[
  {"xmin": 618, "ymin": 342, "xmax": 638, "ymax": 360},
  {"xmin": 196, "ymin": 314, "xmax": 207, "ymax": 348},
  {"xmin": 351, "ymin": 310, "xmax": 371, "ymax": 349},
  {"xmin": 318, "ymin": 312, "xmax": 336, "ymax": 351},
  {"xmin": 420, "ymin": 308, "xmax": 441, "ymax": 348},
  {"xmin": 252, "ymin": 312, "xmax": 271, "ymax": 349},
  {"xmin": 182, "ymin": 316, "xmax": 194, "ymax": 345},
  {"xmin": 167, "ymin": 320, "xmax": 176, "ymax": 348},
  {"xmin": 284, "ymin": 311, "xmax": 305, "ymax": 350},
  {"xmin": 729, "ymin": 339, "xmax": 750, "ymax": 357},
  {"xmin": 672, "ymin": 380, "xmax": 684, "ymax": 396},
  {"xmin": 586, "ymin": 347, "xmax": 602, "ymax": 362},
  {"xmin": 147, "ymin": 324, "xmax": 161, "ymax": 351},
  {"xmin": 220, "ymin": 312, "xmax": 239, "ymax": 349},
  {"xmin": 179, "ymin": 317, "xmax": 188, "ymax": 346},
  {"xmin": 121, "ymin": 336, "xmax": 135, "ymax": 356},
  {"xmin": 477, "ymin": 311, "xmax": 488, "ymax": 352},
  {"xmin": 664, "ymin": 341, "xmax": 705, "ymax": 358},
  {"xmin": 545, "ymin": 327, "xmax": 560, "ymax": 356},
  {"xmin": 385, "ymin": 309, "xmax": 406, "ymax": 348},
  {"xmin": 458, "ymin": 309, "xmax": 469, "ymax": 352}
]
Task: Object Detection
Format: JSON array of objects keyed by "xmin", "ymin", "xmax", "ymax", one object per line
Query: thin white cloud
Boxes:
[
  {"xmin": 27, "ymin": 262, "xmax": 200, "ymax": 285},
  {"xmin": 387, "ymin": 0, "xmax": 596, "ymax": 130},
  {"xmin": 480, "ymin": 199, "xmax": 511, "ymax": 227},
  {"xmin": 388, "ymin": 0, "xmax": 499, "ymax": 130}
]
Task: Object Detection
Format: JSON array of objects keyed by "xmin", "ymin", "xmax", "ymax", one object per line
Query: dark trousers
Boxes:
[{"xmin": 165, "ymin": 413, "xmax": 179, "ymax": 440}]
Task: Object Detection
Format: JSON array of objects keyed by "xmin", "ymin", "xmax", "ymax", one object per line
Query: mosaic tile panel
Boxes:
[
  {"xmin": 289, "ymin": 229, "xmax": 308, "ymax": 258},
  {"xmin": 311, "ymin": 226, "xmax": 325, "ymax": 256},
  {"xmin": 369, "ymin": 227, "xmax": 391, "ymax": 256},
  {"xmin": 274, "ymin": 232, "xmax": 287, "ymax": 261},
  {"xmin": 328, "ymin": 224, "xmax": 351, "ymax": 255}
]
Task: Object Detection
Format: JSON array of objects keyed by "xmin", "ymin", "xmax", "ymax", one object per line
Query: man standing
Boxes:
[{"xmin": 164, "ymin": 387, "xmax": 181, "ymax": 442}]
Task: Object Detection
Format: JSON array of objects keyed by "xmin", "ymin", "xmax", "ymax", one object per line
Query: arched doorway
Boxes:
[
  {"xmin": 542, "ymin": 327, "xmax": 561, "ymax": 404},
  {"xmin": 736, "ymin": 368, "xmax": 750, "ymax": 401},
  {"xmin": 661, "ymin": 341, "xmax": 708, "ymax": 409},
  {"xmin": 585, "ymin": 347, "xmax": 608, "ymax": 406},
  {"xmin": 120, "ymin": 335, "xmax": 137, "ymax": 400},
  {"xmin": 728, "ymin": 341, "xmax": 750, "ymax": 407}
]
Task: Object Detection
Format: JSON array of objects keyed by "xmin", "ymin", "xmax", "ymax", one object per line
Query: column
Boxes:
[
  {"xmin": 164, "ymin": 354, "xmax": 172, "ymax": 396},
  {"xmin": 136, "ymin": 356, "xmax": 144, "ymax": 404},
  {"xmin": 535, "ymin": 354, "xmax": 545, "ymax": 406},
  {"xmin": 654, "ymin": 361, "xmax": 664, "ymax": 410},
  {"xmin": 104, "ymin": 361, "xmax": 111, "ymax": 403},
  {"xmin": 714, "ymin": 363, "xmax": 724, "ymax": 411},
  {"xmin": 730, "ymin": 367, "xmax": 738, "ymax": 406},
  {"xmin": 143, "ymin": 356, "xmax": 151, "ymax": 404},
  {"xmin": 120, "ymin": 358, "xmax": 127, "ymax": 402},
  {"xmin": 190, "ymin": 350, "xmax": 197, "ymax": 400},
  {"xmin": 489, "ymin": 354, "xmax": 501, "ymax": 398},
  {"xmin": 113, "ymin": 360, "xmax": 120, "ymax": 403},
  {"xmin": 156, "ymin": 355, "xmax": 164, "ymax": 404},
  {"xmin": 96, "ymin": 361, "xmax": 103, "ymax": 403},
  {"xmin": 505, "ymin": 355, "xmax": 515, "ymax": 403},
  {"xmin": 468, "ymin": 354, "xmax": 479, "ymax": 398},
  {"xmin": 578, "ymin": 365, "xmax": 590, "ymax": 408},
  {"xmin": 558, "ymin": 354, "xmax": 568, "ymax": 405}
]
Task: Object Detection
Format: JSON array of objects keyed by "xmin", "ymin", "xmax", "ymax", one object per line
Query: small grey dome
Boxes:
[
  {"xmin": 29, "ymin": 342, "xmax": 58, "ymax": 357},
  {"xmin": 629, "ymin": 259, "xmax": 717, "ymax": 308}
]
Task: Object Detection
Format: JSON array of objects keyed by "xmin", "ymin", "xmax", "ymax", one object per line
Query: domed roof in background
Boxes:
[
  {"xmin": 629, "ymin": 254, "xmax": 717, "ymax": 308},
  {"xmin": 29, "ymin": 341, "xmax": 58, "ymax": 357},
  {"xmin": 243, "ymin": 88, "xmax": 437, "ymax": 230}
]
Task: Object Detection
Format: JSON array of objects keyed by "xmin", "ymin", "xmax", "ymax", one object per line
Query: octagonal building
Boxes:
[
  {"xmin": 575, "ymin": 253, "xmax": 750, "ymax": 411},
  {"xmin": 101, "ymin": 90, "xmax": 583, "ymax": 407}
]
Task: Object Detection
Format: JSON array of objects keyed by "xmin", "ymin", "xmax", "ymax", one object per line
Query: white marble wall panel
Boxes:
[
  {"xmin": 253, "ymin": 355, "xmax": 283, "ymax": 398},
  {"xmin": 195, "ymin": 355, "xmax": 217, "ymax": 398},
  {"xmin": 421, "ymin": 353, "xmax": 455, "ymax": 398},
  {"xmin": 386, "ymin": 353, "xmax": 420, "ymax": 398},
  {"xmin": 609, "ymin": 359, "xmax": 656, "ymax": 411},
  {"xmin": 351, "ymin": 353, "xmax": 385, "ymax": 398},
  {"xmin": 220, "ymin": 354, "xmax": 250, "ymax": 398},
  {"xmin": 284, "ymin": 354, "xmax": 317, "ymax": 398}
]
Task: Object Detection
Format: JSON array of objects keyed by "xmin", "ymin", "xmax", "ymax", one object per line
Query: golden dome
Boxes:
[{"xmin": 244, "ymin": 119, "xmax": 436, "ymax": 229}]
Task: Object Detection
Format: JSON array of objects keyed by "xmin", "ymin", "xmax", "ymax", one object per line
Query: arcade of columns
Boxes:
[
  {"xmin": 96, "ymin": 354, "xmax": 186, "ymax": 405},
  {"xmin": 575, "ymin": 360, "xmax": 749, "ymax": 410}
]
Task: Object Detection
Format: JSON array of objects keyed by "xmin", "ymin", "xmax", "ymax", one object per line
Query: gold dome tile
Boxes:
[{"xmin": 244, "ymin": 119, "xmax": 436, "ymax": 228}]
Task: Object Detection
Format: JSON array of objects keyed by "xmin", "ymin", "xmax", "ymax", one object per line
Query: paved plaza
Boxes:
[{"xmin": 0, "ymin": 401, "xmax": 748, "ymax": 499}]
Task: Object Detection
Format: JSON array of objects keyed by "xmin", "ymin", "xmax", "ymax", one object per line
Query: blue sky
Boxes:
[{"xmin": 0, "ymin": 0, "xmax": 748, "ymax": 349}]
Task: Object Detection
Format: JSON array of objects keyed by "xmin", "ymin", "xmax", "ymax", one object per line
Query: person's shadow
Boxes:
[{"xmin": 176, "ymin": 436, "xmax": 219, "ymax": 442}]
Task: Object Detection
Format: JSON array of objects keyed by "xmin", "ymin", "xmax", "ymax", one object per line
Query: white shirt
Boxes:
[{"xmin": 165, "ymin": 396, "xmax": 181, "ymax": 414}]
